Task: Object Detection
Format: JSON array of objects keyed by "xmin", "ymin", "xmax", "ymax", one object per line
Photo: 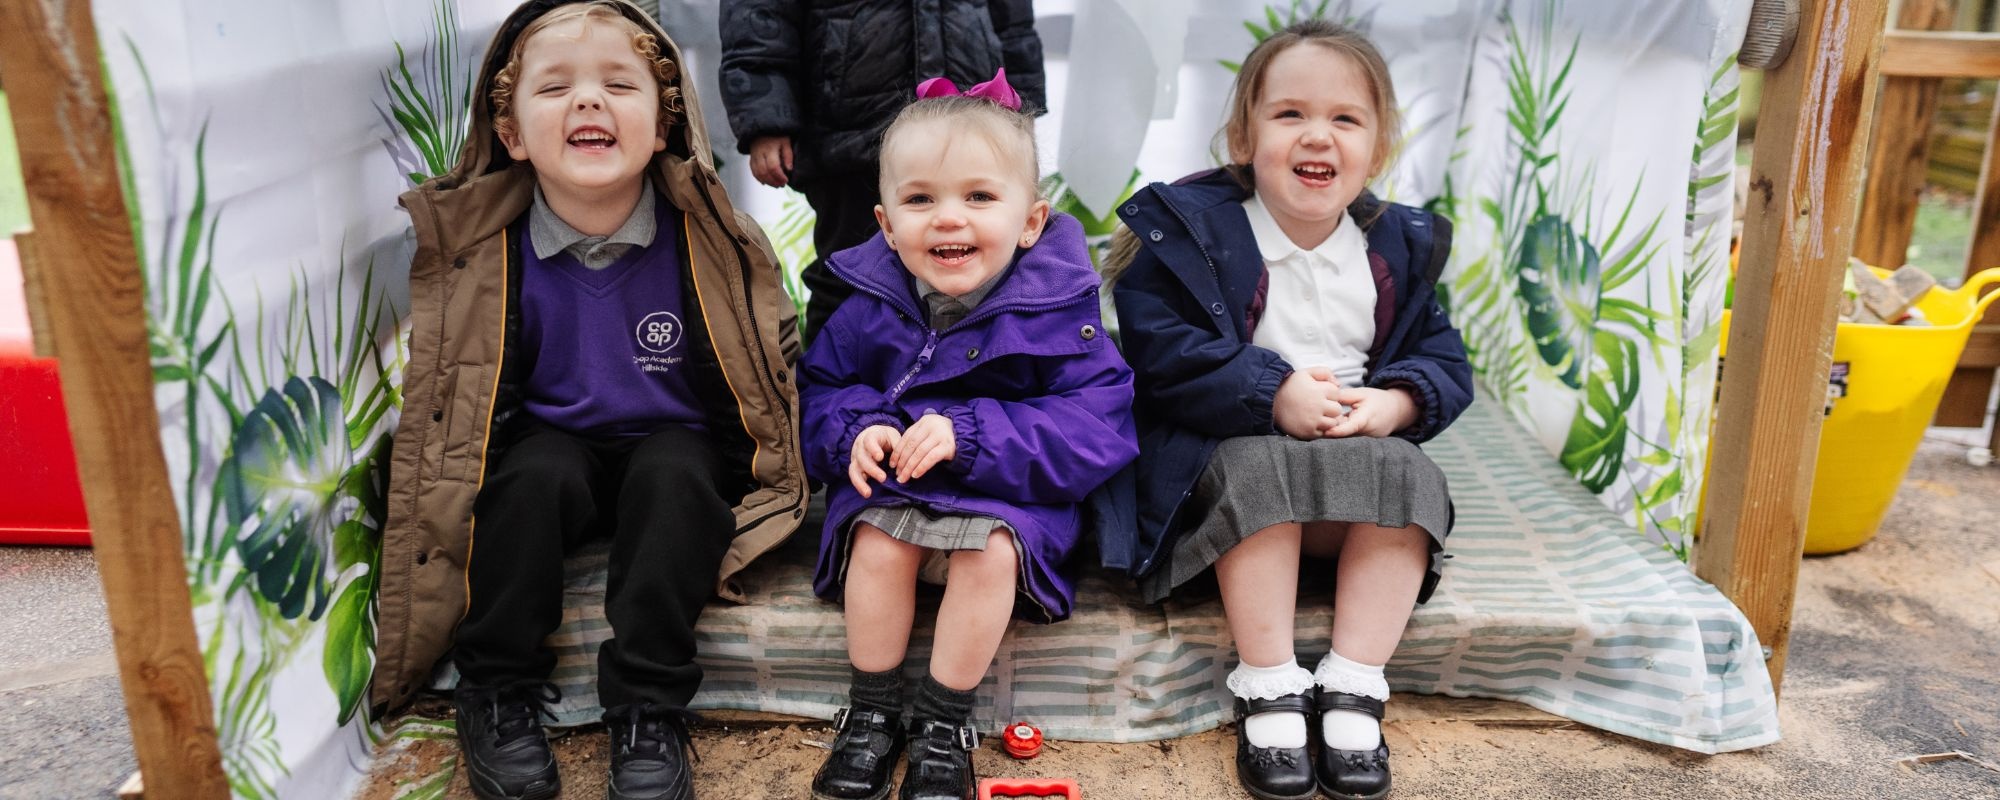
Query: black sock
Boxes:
[
  {"xmin": 848, "ymin": 666, "xmax": 905, "ymax": 715},
  {"xmin": 912, "ymin": 674, "xmax": 976, "ymax": 724}
]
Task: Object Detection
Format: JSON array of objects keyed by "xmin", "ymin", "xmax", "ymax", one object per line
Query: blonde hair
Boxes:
[
  {"xmin": 490, "ymin": 1, "xmax": 684, "ymax": 142},
  {"xmin": 877, "ymin": 95, "xmax": 1041, "ymax": 199},
  {"xmin": 1217, "ymin": 19, "xmax": 1401, "ymax": 180}
]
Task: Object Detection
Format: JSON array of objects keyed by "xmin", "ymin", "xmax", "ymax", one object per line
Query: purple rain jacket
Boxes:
[{"xmin": 799, "ymin": 213, "xmax": 1139, "ymax": 623}]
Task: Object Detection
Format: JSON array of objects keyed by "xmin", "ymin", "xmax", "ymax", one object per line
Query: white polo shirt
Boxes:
[{"xmin": 1243, "ymin": 195, "xmax": 1377, "ymax": 388}]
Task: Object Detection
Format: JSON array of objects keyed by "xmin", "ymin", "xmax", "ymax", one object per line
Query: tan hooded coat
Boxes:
[{"xmin": 369, "ymin": 0, "xmax": 806, "ymax": 714}]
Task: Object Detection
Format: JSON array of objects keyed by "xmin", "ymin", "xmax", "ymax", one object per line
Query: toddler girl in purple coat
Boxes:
[{"xmin": 797, "ymin": 71, "xmax": 1139, "ymax": 800}]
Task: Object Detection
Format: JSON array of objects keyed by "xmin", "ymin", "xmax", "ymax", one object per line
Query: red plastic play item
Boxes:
[
  {"xmin": 0, "ymin": 239, "xmax": 90, "ymax": 546},
  {"xmin": 1001, "ymin": 722, "xmax": 1044, "ymax": 759},
  {"xmin": 977, "ymin": 778, "xmax": 1080, "ymax": 800}
]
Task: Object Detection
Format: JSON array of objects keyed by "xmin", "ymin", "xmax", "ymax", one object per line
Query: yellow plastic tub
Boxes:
[{"xmin": 1717, "ymin": 267, "xmax": 2000, "ymax": 554}]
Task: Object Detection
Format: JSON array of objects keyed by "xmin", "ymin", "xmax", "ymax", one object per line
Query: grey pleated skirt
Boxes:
[{"xmin": 1141, "ymin": 434, "xmax": 1452, "ymax": 604}]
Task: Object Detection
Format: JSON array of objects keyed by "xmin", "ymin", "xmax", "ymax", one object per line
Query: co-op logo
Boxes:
[{"xmin": 636, "ymin": 311, "xmax": 683, "ymax": 354}]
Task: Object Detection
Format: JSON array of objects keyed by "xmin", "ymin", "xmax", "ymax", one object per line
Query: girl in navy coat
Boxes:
[
  {"xmin": 1108, "ymin": 21, "xmax": 1472, "ymax": 800},
  {"xmin": 798, "ymin": 73, "xmax": 1139, "ymax": 800}
]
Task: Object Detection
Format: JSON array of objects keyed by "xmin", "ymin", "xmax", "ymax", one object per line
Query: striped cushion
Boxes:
[{"xmin": 502, "ymin": 394, "xmax": 1779, "ymax": 754}]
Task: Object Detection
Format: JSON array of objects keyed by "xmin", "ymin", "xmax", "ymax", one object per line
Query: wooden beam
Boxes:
[
  {"xmin": 1855, "ymin": 0, "xmax": 1957, "ymax": 269},
  {"xmin": 0, "ymin": 1, "xmax": 227, "ymax": 797},
  {"xmin": 1697, "ymin": 0, "xmax": 1892, "ymax": 695},
  {"xmin": 1935, "ymin": 94, "xmax": 2000, "ymax": 428},
  {"xmin": 1880, "ymin": 30, "xmax": 2000, "ymax": 77}
]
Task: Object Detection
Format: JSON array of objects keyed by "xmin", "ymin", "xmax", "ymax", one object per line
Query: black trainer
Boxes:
[
  {"xmin": 812, "ymin": 707, "xmax": 906, "ymax": 800},
  {"xmin": 1314, "ymin": 691, "xmax": 1391, "ymax": 800},
  {"xmin": 603, "ymin": 704, "xmax": 701, "ymax": 800},
  {"xmin": 898, "ymin": 719, "xmax": 977, "ymax": 800},
  {"xmin": 453, "ymin": 682, "xmax": 561, "ymax": 800},
  {"xmin": 1233, "ymin": 693, "xmax": 1317, "ymax": 800}
]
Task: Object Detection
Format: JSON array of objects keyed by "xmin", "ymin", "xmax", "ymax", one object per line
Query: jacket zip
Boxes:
[
  {"xmin": 885, "ymin": 332, "xmax": 939, "ymax": 403},
  {"xmin": 690, "ymin": 178, "xmax": 797, "ymax": 518},
  {"xmin": 1153, "ymin": 189, "xmax": 1222, "ymax": 287}
]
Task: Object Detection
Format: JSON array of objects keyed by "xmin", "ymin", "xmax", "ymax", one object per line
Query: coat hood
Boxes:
[
  {"xmin": 410, "ymin": 0, "xmax": 730, "ymax": 256},
  {"xmin": 456, "ymin": 0, "xmax": 715, "ymax": 183}
]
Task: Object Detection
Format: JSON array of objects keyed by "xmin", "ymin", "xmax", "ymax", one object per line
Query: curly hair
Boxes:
[{"xmin": 490, "ymin": 1, "xmax": 684, "ymax": 143}]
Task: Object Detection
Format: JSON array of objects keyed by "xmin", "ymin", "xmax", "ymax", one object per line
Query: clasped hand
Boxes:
[
  {"xmin": 1271, "ymin": 367, "xmax": 1418, "ymax": 440},
  {"xmin": 848, "ymin": 413, "xmax": 956, "ymax": 498}
]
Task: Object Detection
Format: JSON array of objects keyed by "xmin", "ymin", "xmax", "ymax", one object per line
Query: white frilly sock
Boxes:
[
  {"xmin": 1227, "ymin": 659, "xmax": 1315, "ymax": 749},
  {"xmin": 1315, "ymin": 650, "xmax": 1389, "ymax": 750}
]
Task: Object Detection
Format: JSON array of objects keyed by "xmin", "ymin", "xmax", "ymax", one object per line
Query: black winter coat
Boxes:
[{"xmin": 718, "ymin": 0, "xmax": 1046, "ymax": 187}]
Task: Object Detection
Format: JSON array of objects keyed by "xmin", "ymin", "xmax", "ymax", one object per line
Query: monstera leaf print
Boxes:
[
  {"xmin": 1559, "ymin": 334, "xmax": 1641, "ymax": 492},
  {"xmin": 1517, "ymin": 214, "xmax": 1602, "ymax": 389},
  {"xmin": 223, "ymin": 376, "xmax": 355, "ymax": 620}
]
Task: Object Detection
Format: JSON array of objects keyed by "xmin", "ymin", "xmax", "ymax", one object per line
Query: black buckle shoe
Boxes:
[
  {"xmin": 1233, "ymin": 693, "xmax": 1316, "ymax": 800},
  {"xmin": 1314, "ymin": 691, "xmax": 1391, "ymax": 800},
  {"xmin": 898, "ymin": 719, "xmax": 978, "ymax": 800},
  {"xmin": 604, "ymin": 703, "xmax": 701, "ymax": 800},
  {"xmin": 812, "ymin": 707, "xmax": 906, "ymax": 800},
  {"xmin": 454, "ymin": 682, "xmax": 562, "ymax": 800}
]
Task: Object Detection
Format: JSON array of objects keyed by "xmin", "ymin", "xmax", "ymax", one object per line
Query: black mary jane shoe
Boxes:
[
  {"xmin": 1314, "ymin": 691, "xmax": 1392, "ymax": 800},
  {"xmin": 898, "ymin": 719, "xmax": 978, "ymax": 800},
  {"xmin": 812, "ymin": 707, "xmax": 907, "ymax": 800},
  {"xmin": 1233, "ymin": 693, "xmax": 1317, "ymax": 800}
]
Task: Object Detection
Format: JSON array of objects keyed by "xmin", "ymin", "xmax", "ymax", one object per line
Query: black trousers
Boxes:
[
  {"xmin": 454, "ymin": 421, "xmax": 734, "ymax": 708},
  {"xmin": 800, "ymin": 169, "xmax": 884, "ymax": 347}
]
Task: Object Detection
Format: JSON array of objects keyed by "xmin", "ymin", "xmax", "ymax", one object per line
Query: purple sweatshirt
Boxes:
[{"xmin": 517, "ymin": 203, "xmax": 706, "ymax": 436}]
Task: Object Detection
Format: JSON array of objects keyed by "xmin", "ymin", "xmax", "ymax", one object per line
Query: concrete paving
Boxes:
[{"xmin": 0, "ymin": 547, "xmax": 134, "ymax": 799}]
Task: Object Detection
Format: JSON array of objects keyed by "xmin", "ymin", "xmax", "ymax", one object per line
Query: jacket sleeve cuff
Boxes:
[
  {"xmin": 942, "ymin": 405, "xmax": 979, "ymax": 475},
  {"xmin": 839, "ymin": 412, "xmax": 904, "ymax": 459},
  {"xmin": 1249, "ymin": 359, "xmax": 1293, "ymax": 435},
  {"xmin": 1372, "ymin": 371, "xmax": 1440, "ymax": 442}
]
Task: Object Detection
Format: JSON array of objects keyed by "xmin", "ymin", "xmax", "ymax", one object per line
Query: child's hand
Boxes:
[
  {"xmin": 1273, "ymin": 368, "xmax": 1346, "ymax": 440},
  {"xmin": 1325, "ymin": 387, "xmax": 1419, "ymax": 439},
  {"xmin": 849, "ymin": 425, "xmax": 902, "ymax": 498},
  {"xmin": 892, "ymin": 412, "xmax": 957, "ymax": 483},
  {"xmin": 749, "ymin": 136, "xmax": 794, "ymax": 188}
]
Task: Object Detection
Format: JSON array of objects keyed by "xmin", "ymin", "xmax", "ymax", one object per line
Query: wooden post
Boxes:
[
  {"xmin": 1937, "ymin": 85, "xmax": 2000, "ymax": 438},
  {"xmin": 1854, "ymin": 0, "xmax": 1956, "ymax": 269},
  {"xmin": 1696, "ymin": 0, "xmax": 1891, "ymax": 694},
  {"xmin": 0, "ymin": 0, "xmax": 228, "ymax": 797}
]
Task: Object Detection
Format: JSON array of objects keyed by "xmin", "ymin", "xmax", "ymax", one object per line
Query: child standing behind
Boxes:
[
  {"xmin": 1109, "ymin": 21, "xmax": 1472, "ymax": 800},
  {"xmin": 799, "ymin": 73, "xmax": 1138, "ymax": 800},
  {"xmin": 373, "ymin": 3, "xmax": 805, "ymax": 799}
]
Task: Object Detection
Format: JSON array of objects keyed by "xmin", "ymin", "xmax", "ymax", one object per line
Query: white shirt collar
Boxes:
[{"xmin": 1242, "ymin": 195, "xmax": 1361, "ymax": 263}]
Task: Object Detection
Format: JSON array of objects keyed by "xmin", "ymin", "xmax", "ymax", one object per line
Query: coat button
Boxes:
[
  {"xmin": 1411, "ymin": 218, "xmax": 1427, "ymax": 228},
  {"xmin": 1209, "ymin": 302, "xmax": 1224, "ymax": 316},
  {"xmin": 776, "ymin": 369, "xmax": 788, "ymax": 383},
  {"xmin": 966, "ymin": 347, "xmax": 980, "ymax": 359},
  {"xmin": 431, "ymin": 409, "xmax": 443, "ymax": 422},
  {"xmin": 1080, "ymin": 324, "xmax": 1097, "ymax": 340},
  {"xmin": 1149, "ymin": 230, "xmax": 1164, "ymax": 242},
  {"xmin": 452, "ymin": 257, "xmax": 467, "ymax": 269},
  {"xmin": 416, "ymin": 551, "xmax": 429, "ymax": 565}
]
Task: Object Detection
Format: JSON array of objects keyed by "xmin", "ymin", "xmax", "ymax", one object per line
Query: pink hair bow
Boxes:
[{"xmin": 915, "ymin": 68, "xmax": 1022, "ymax": 111}]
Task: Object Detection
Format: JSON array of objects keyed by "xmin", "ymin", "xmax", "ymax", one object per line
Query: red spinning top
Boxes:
[{"xmin": 1001, "ymin": 722, "xmax": 1044, "ymax": 759}]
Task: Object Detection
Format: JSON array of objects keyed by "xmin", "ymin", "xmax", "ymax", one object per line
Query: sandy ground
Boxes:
[
  {"xmin": 351, "ymin": 433, "xmax": 2000, "ymax": 800},
  {"xmin": 2, "ymin": 432, "xmax": 1992, "ymax": 799}
]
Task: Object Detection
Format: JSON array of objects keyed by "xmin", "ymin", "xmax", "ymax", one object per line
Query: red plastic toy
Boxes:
[
  {"xmin": 977, "ymin": 777, "xmax": 1080, "ymax": 800},
  {"xmin": 0, "ymin": 238, "xmax": 91, "ymax": 546},
  {"xmin": 1001, "ymin": 722, "xmax": 1044, "ymax": 759}
]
